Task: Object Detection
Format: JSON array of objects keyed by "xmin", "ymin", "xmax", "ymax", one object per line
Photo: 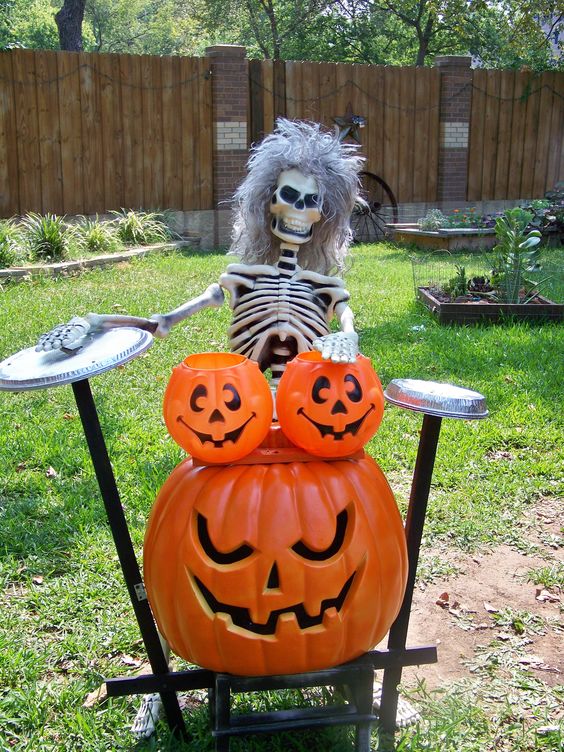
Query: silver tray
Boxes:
[
  {"xmin": 0, "ymin": 328, "xmax": 153, "ymax": 392},
  {"xmin": 384, "ymin": 378, "xmax": 488, "ymax": 420}
]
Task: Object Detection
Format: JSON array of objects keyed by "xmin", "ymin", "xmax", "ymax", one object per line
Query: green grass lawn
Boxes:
[{"xmin": 0, "ymin": 245, "xmax": 562, "ymax": 751}]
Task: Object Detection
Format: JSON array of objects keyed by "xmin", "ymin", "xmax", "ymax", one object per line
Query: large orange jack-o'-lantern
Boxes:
[
  {"xmin": 143, "ymin": 450, "xmax": 408, "ymax": 676},
  {"xmin": 163, "ymin": 352, "xmax": 272, "ymax": 464},
  {"xmin": 276, "ymin": 352, "xmax": 385, "ymax": 458}
]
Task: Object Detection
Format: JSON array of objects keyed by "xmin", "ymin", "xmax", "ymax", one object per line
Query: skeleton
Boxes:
[
  {"xmin": 37, "ymin": 120, "xmax": 363, "ymax": 384},
  {"xmin": 35, "ymin": 122, "xmax": 374, "ymax": 736}
]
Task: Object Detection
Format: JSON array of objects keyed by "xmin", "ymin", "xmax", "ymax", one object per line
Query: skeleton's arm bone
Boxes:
[
  {"xmin": 312, "ymin": 302, "xmax": 358, "ymax": 363},
  {"xmin": 150, "ymin": 283, "xmax": 225, "ymax": 337}
]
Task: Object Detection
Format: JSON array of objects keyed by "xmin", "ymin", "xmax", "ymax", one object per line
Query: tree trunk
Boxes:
[{"xmin": 55, "ymin": 0, "xmax": 86, "ymax": 51}]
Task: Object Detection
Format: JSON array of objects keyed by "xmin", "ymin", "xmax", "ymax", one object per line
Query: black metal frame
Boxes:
[{"xmin": 70, "ymin": 377, "xmax": 443, "ymax": 750}]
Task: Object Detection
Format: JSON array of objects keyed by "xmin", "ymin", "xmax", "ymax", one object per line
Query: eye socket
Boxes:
[
  {"xmin": 344, "ymin": 374, "xmax": 362, "ymax": 403},
  {"xmin": 190, "ymin": 384, "xmax": 207, "ymax": 413},
  {"xmin": 292, "ymin": 509, "xmax": 348, "ymax": 561},
  {"xmin": 312, "ymin": 375, "xmax": 330, "ymax": 404},
  {"xmin": 197, "ymin": 514, "xmax": 254, "ymax": 564},
  {"xmin": 280, "ymin": 186, "xmax": 300, "ymax": 203},
  {"xmin": 304, "ymin": 193, "xmax": 318, "ymax": 208},
  {"xmin": 223, "ymin": 383, "xmax": 241, "ymax": 411}
]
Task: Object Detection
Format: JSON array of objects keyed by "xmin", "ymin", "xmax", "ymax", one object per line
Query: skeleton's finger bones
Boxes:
[{"xmin": 35, "ymin": 316, "xmax": 92, "ymax": 352}]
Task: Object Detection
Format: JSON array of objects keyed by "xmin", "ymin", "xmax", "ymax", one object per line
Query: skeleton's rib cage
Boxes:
[{"xmin": 220, "ymin": 249, "xmax": 350, "ymax": 384}]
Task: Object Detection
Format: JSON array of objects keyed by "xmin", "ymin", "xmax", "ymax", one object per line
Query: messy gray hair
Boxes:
[{"xmin": 230, "ymin": 119, "xmax": 364, "ymax": 274}]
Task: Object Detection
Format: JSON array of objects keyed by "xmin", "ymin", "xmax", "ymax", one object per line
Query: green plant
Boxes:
[
  {"xmin": 418, "ymin": 209, "xmax": 447, "ymax": 231},
  {"xmin": 490, "ymin": 208, "xmax": 543, "ymax": 303},
  {"xmin": 443, "ymin": 264, "xmax": 467, "ymax": 298},
  {"xmin": 111, "ymin": 209, "xmax": 172, "ymax": 246},
  {"xmin": 75, "ymin": 216, "xmax": 122, "ymax": 255},
  {"xmin": 21, "ymin": 212, "xmax": 73, "ymax": 262},
  {"xmin": 0, "ymin": 218, "xmax": 23, "ymax": 268}
]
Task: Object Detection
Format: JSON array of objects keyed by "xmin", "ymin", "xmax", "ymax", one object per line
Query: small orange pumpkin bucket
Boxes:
[
  {"xmin": 276, "ymin": 351, "xmax": 384, "ymax": 458},
  {"xmin": 163, "ymin": 352, "xmax": 273, "ymax": 464}
]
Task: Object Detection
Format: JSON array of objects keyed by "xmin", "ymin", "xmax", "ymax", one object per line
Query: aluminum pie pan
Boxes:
[
  {"xmin": 384, "ymin": 378, "xmax": 488, "ymax": 420},
  {"xmin": 0, "ymin": 327, "xmax": 153, "ymax": 392}
]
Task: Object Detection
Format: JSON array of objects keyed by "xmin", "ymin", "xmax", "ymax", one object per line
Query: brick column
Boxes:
[
  {"xmin": 205, "ymin": 45, "xmax": 249, "ymax": 207},
  {"xmin": 435, "ymin": 55, "xmax": 473, "ymax": 203}
]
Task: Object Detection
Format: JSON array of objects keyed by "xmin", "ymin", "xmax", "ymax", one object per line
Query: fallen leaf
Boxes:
[
  {"xmin": 16, "ymin": 462, "xmax": 26, "ymax": 472},
  {"xmin": 537, "ymin": 726, "xmax": 559, "ymax": 735},
  {"xmin": 484, "ymin": 601, "xmax": 499, "ymax": 613},
  {"xmin": 32, "ymin": 575, "xmax": 44, "ymax": 585},
  {"xmin": 120, "ymin": 654, "xmax": 143, "ymax": 668},
  {"xmin": 436, "ymin": 592, "xmax": 449, "ymax": 608},
  {"xmin": 496, "ymin": 632, "xmax": 512, "ymax": 641},
  {"xmin": 535, "ymin": 588, "xmax": 560, "ymax": 603},
  {"xmin": 63, "ymin": 413, "xmax": 75, "ymax": 420},
  {"xmin": 83, "ymin": 683, "xmax": 108, "ymax": 708},
  {"xmin": 46, "ymin": 466, "xmax": 58, "ymax": 478}
]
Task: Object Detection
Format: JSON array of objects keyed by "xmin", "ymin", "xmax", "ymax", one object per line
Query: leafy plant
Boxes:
[
  {"xmin": 21, "ymin": 212, "xmax": 73, "ymax": 262},
  {"xmin": 0, "ymin": 218, "xmax": 23, "ymax": 268},
  {"xmin": 111, "ymin": 209, "xmax": 172, "ymax": 246},
  {"xmin": 418, "ymin": 209, "xmax": 447, "ymax": 231},
  {"xmin": 490, "ymin": 208, "xmax": 543, "ymax": 303},
  {"xmin": 75, "ymin": 216, "xmax": 122, "ymax": 255},
  {"xmin": 443, "ymin": 265, "xmax": 467, "ymax": 299}
]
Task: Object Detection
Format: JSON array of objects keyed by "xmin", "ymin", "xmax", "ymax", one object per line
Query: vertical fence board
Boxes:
[
  {"xmin": 35, "ymin": 51, "xmax": 63, "ymax": 214},
  {"xmin": 99, "ymin": 53, "xmax": 124, "ymax": 211},
  {"xmin": 12, "ymin": 50, "xmax": 42, "ymax": 212},
  {"xmin": 273, "ymin": 60, "xmax": 286, "ymax": 120},
  {"xmin": 481, "ymin": 70, "xmax": 501, "ymax": 200},
  {"xmin": 366, "ymin": 65, "xmax": 384, "ymax": 182},
  {"xmin": 318, "ymin": 62, "xmax": 335, "ymax": 130},
  {"xmin": 198, "ymin": 57, "xmax": 213, "ymax": 209},
  {"xmin": 79, "ymin": 53, "xmax": 104, "ymax": 212},
  {"xmin": 493, "ymin": 70, "xmax": 514, "ymax": 199},
  {"xmin": 506, "ymin": 72, "xmax": 528, "ymax": 199},
  {"xmin": 120, "ymin": 54, "xmax": 144, "ymax": 209},
  {"xmin": 285, "ymin": 62, "xmax": 299, "ymax": 120},
  {"xmin": 520, "ymin": 75, "xmax": 542, "ymax": 198},
  {"xmin": 383, "ymin": 67, "xmax": 400, "ymax": 204},
  {"xmin": 304, "ymin": 63, "xmax": 321, "ymax": 122},
  {"xmin": 249, "ymin": 59, "xmax": 264, "ymax": 145},
  {"xmin": 57, "ymin": 52, "xmax": 83, "ymax": 214},
  {"xmin": 398, "ymin": 67, "xmax": 415, "ymax": 202},
  {"xmin": 161, "ymin": 56, "xmax": 182, "ymax": 209},
  {"xmin": 0, "ymin": 52, "xmax": 20, "ymax": 215},
  {"xmin": 532, "ymin": 72, "xmax": 554, "ymax": 197},
  {"xmin": 546, "ymin": 72, "xmax": 564, "ymax": 191},
  {"xmin": 261, "ymin": 60, "xmax": 274, "ymax": 136},
  {"xmin": 180, "ymin": 57, "xmax": 195, "ymax": 210}
]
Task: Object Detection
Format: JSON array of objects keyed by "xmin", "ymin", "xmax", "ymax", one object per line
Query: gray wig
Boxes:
[{"xmin": 230, "ymin": 119, "xmax": 364, "ymax": 274}]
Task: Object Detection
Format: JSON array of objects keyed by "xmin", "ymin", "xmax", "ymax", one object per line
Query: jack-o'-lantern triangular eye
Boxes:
[{"xmin": 292, "ymin": 509, "xmax": 348, "ymax": 561}]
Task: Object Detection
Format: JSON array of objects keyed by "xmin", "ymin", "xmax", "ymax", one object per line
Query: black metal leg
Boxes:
[
  {"xmin": 71, "ymin": 379, "xmax": 187, "ymax": 739},
  {"xmin": 352, "ymin": 669, "xmax": 376, "ymax": 752},
  {"xmin": 378, "ymin": 414, "xmax": 443, "ymax": 746}
]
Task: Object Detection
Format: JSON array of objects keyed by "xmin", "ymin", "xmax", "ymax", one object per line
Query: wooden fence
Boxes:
[
  {"xmin": 249, "ymin": 60, "xmax": 441, "ymax": 205},
  {"xmin": 0, "ymin": 49, "xmax": 213, "ymax": 217},
  {"xmin": 468, "ymin": 69, "xmax": 564, "ymax": 201},
  {"xmin": 0, "ymin": 48, "xmax": 563, "ymax": 218}
]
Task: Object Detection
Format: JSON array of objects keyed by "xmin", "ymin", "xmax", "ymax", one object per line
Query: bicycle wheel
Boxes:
[{"xmin": 350, "ymin": 171, "xmax": 398, "ymax": 243}]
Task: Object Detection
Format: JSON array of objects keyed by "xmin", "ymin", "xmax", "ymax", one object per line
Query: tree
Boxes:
[{"xmin": 55, "ymin": 0, "xmax": 86, "ymax": 50}]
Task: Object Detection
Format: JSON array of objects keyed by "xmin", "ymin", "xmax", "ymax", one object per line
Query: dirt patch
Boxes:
[{"xmin": 394, "ymin": 499, "xmax": 563, "ymax": 692}]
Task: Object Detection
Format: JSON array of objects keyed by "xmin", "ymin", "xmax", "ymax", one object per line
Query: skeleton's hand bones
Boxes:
[
  {"xmin": 313, "ymin": 331, "xmax": 359, "ymax": 363},
  {"xmin": 36, "ymin": 316, "xmax": 94, "ymax": 353}
]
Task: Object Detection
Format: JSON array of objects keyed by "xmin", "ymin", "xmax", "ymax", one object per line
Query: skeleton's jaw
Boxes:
[{"xmin": 271, "ymin": 215, "xmax": 314, "ymax": 245}]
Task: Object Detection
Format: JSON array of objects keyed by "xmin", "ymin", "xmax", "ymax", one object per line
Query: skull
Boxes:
[{"xmin": 270, "ymin": 168, "xmax": 322, "ymax": 245}]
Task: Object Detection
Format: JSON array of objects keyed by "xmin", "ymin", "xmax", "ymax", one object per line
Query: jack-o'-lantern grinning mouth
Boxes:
[
  {"xmin": 193, "ymin": 572, "xmax": 355, "ymax": 635},
  {"xmin": 177, "ymin": 413, "xmax": 256, "ymax": 448},
  {"xmin": 297, "ymin": 404, "xmax": 375, "ymax": 441}
]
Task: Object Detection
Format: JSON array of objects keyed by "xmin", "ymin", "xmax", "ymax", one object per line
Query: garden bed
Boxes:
[
  {"xmin": 417, "ymin": 286, "xmax": 563, "ymax": 324},
  {"xmin": 389, "ymin": 224, "xmax": 497, "ymax": 252}
]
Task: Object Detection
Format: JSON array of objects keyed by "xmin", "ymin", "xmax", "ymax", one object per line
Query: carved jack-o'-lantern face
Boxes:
[
  {"xmin": 276, "ymin": 351, "xmax": 385, "ymax": 458},
  {"xmin": 163, "ymin": 353, "xmax": 272, "ymax": 463},
  {"xmin": 144, "ymin": 451, "xmax": 408, "ymax": 676}
]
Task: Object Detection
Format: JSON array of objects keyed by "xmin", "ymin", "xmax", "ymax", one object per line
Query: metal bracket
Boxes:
[{"xmin": 134, "ymin": 582, "xmax": 148, "ymax": 602}]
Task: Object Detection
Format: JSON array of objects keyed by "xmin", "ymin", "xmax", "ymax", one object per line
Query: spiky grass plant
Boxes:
[
  {"xmin": 21, "ymin": 212, "xmax": 73, "ymax": 262},
  {"xmin": 111, "ymin": 209, "xmax": 172, "ymax": 246},
  {"xmin": 75, "ymin": 216, "xmax": 123, "ymax": 256},
  {"xmin": 0, "ymin": 218, "xmax": 24, "ymax": 268}
]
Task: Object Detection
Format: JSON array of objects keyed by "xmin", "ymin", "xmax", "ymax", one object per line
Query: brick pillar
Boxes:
[
  {"xmin": 205, "ymin": 45, "xmax": 249, "ymax": 207},
  {"xmin": 435, "ymin": 55, "xmax": 473, "ymax": 203}
]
